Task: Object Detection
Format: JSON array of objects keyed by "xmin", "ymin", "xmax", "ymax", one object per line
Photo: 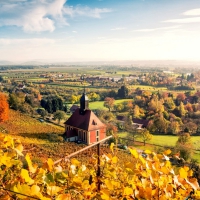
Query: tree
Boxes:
[
  {"xmin": 40, "ymin": 109, "xmax": 48, "ymax": 119},
  {"xmin": 148, "ymin": 97, "xmax": 164, "ymax": 113},
  {"xmin": 178, "ymin": 102, "xmax": 187, "ymax": 117},
  {"xmin": 96, "ymin": 110, "xmax": 115, "ymax": 123},
  {"xmin": 106, "ymin": 123, "xmax": 118, "ymax": 136},
  {"xmin": 124, "ymin": 115, "xmax": 138, "ymax": 144},
  {"xmin": 88, "ymin": 92, "xmax": 100, "ymax": 101},
  {"xmin": 183, "ymin": 122, "xmax": 197, "ymax": 135},
  {"xmin": 8, "ymin": 93, "xmax": 20, "ymax": 110},
  {"xmin": 45, "ymin": 99, "xmax": 53, "ymax": 113},
  {"xmin": 0, "ymin": 93, "xmax": 9, "ymax": 122},
  {"xmin": 70, "ymin": 95, "xmax": 78, "ymax": 104},
  {"xmin": 169, "ymin": 121, "xmax": 180, "ymax": 134},
  {"xmin": 175, "ymin": 133, "xmax": 193, "ymax": 161},
  {"xmin": 176, "ymin": 93, "xmax": 186, "ymax": 104},
  {"xmin": 104, "ymin": 97, "xmax": 115, "ymax": 111},
  {"xmin": 139, "ymin": 129, "xmax": 153, "ymax": 146},
  {"xmin": 115, "ymin": 103, "xmax": 124, "ymax": 112},
  {"xmin": 53, "ymin": 110, "xmax": 66, "ymax": 124},
  {"xmin": 132, "ymin": 105, "xmax": 140, "ymax": 118},
  {"xmin": 118, "ymin": 85, "xmax": 129, "ymax": 98},
  {"xmin": 0, "ymin": 75, "xmax": 4, "ymax": 82}
]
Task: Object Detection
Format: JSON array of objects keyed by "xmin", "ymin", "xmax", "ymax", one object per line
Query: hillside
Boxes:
[{"xmin": 0, "ymin": 110, "xmax": 129, "ymax": 167}]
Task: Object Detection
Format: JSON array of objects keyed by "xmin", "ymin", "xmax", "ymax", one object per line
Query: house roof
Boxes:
[
  {"xmin": 132, "ymin": 118, "xmax": 149, "ymax": 127},
  {"xmin": 116, "ymin": 115, "xmax": 149, "ymax": 128},
  {"xmin": 64, "ymin": 108, "xmax": 106, "ymax": 131}
]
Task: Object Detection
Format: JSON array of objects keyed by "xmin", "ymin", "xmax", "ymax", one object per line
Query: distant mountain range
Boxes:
[{"xmin": 0, "ymin": 60, "xmax": 200, "ymax": 66}]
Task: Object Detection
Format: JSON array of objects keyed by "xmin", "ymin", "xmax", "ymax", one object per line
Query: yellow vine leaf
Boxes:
[
  {"xmin": 105, "ymin": 180, "xmax": 114, "ymax": 190},
  {"xmin": 14, "ymin": 144, "xmax": 24, "ymax": 156},
  {"xmin": 56, "ymin": 194, "xmax": 71, "ymax": 200},
  {"xmin": 184, "ymin": 166, "xmax": 190, "ymax": 172},
  {"xmin": 47, "ymin": 158, "xmax": 54, "ymax": 172},
  {"xmin": 3, "ymin": 136, "xmax": 14, "ymax": 148},
  {"xmin": 13, "ymin": 183, "xmax": 31, "ymax": 199},
  {"xmin": 31, "ymin": 185, "xmax": 40, "ymax": 196},
  {"xmin": 144, "ymin": 149, "xmax": 151, "ymax": 154},
  {"xmin": 129, "ymin": 148, "xmax": 138, "ymax": 158},
  {"xmin": 188, "ymin": 170, "xmax": 193, "ymax": 177},
  {"xmin": 101, "ymin": 189, "xmax": 110, "ymax": 200},
  {"xmin": 164, "ymin": 149, "xmax": 171, "ymax": 155},
  {"xmin": 112, "ymin": 156, "xmax": 118, "ymax": 164},
  {"xmin": 16, "ymin": 143, "xmax": 23, "ymax": 152},
  {"xmin": 25, "ymin": 153, "xmax": 37, "ymax": 173},
  {"xmin": 71, "ymin": 158, "xmax": 80, "ymax": 166},
  {"xmin": 82, "ymin": 180, "xmax": 90, "ymax": 190},
  {"xmin": 123, "ymin": 187, "xmax": 133, "ymax": 196},
  {"xmin": 47, "ymin": 186, "xmax": 62, "ymax": 196},
  {"xmin": 20, "ymin": 169, "xmax": 34, "ymax": 184},
  {"xmin": 179, "ymin": 167, "xmax": 188, "ymax": 179},
  {"xmin": 110, "ymin": 143, "xmax": 114, "ymax": 153},
  {"xmin": 73, "ymin": 176, "xmax": 82, "ymax": 186}
]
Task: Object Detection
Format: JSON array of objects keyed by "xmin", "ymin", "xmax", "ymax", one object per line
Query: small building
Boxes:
[
  {"xmin": 64, "ymin": 92, "xmax": 106, "ymax": 145},
  {"xmin": 116, "ymin": 115, "xmax": 149, "ymax": 130},
  {"xmin": 69, "ymin": 105, "xmax": 79, "ymax": 113}
]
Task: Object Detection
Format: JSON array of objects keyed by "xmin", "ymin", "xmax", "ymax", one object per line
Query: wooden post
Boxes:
[{"xmin": 97, "ymin": 143, "xmax": 101, "ymax": 191}]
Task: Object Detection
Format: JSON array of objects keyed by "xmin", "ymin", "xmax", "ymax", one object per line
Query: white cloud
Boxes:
[
  {"xmin": 111, "ymin": 27, "xmax": 126, "ymax": 31},
  {"xmin": 0, "ymin": 38, "xmax": 55, "ymax": 46},
  {"xmin": 184, "ymin": 8, "xmax": 200, "ymax": 16},
  {"xmin": 0, "ymin": 0, "xmax": 67, "ymax": 32},
  {"xmin": 164, "ymin": 17, "xmax": 200, "ymax": 23},
  {"xmin": 0, "ymin": 0, "xmax": 112, "ymax": 32},
  {"xmin": 64, "ymin": 6, "xmax": 112, "ymax": 19},
  {"xmin": 133, "ymin": 25, "xmax": 180, "ymax": 32}
]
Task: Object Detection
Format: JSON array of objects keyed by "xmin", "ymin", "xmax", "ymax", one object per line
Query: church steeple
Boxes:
[{"xmin": 80, "ymin": 88, "xmax": 89, "ymax": 115}]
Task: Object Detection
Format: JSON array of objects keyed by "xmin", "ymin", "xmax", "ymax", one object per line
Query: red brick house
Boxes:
[{"xmin": 64, "ymin": 92, "xmax": 106, "ymax": 145}]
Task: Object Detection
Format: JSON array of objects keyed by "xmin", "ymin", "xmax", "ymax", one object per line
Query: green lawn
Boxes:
[
  {"xmin": 118, "ymin": 132, "xmax": 200, "ymax": 162},
  {"xmin": 89, "ymin": 99, "xmax": 132, "ymax": 110},
  {"xmin": 118, "ymin": 133, "xmax": 200, "ymax": 149}
]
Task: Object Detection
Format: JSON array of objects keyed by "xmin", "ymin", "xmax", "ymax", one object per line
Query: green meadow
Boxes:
[{"xmin": 89, "ymin": 99, "xmax": 132, "ymax": 110}]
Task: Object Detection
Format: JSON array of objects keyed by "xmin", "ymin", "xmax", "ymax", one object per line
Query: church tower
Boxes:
[{"xmin": 80, "ymin": 90, "xmax": 89, "ymax": 115}]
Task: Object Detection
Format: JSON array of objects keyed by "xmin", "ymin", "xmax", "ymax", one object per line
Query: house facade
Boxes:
[{"xmin": 64, "ymin": 92, "xmax": 106, "ymax": 145}]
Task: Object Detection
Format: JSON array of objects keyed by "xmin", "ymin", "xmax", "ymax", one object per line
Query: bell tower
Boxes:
[{"xmin": 80, "ymin": 88, "xmax": 89, "ymax": 115}]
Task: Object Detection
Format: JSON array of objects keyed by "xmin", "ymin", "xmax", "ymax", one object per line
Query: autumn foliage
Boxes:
[
  {"xmin": 0, "ymin": 135, "xmax": 200, "ymax": 199},
  {"xmin": 0, "ymin": 92, "xmax": 9, "ymax": 122}
]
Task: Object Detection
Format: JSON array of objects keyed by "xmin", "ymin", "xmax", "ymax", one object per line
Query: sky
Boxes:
[{"xmin": 0, "ymin": 0, "xmax": 200, "ymax": 63}]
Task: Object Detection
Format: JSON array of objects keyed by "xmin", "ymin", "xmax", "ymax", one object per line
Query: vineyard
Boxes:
[
  {"xmin": 1, "ymin": 135, "xmax": 200, "ymax": 199},
  {"xmin": 0, "ymin": 110, "xmax": 129, "ymax": 167}
]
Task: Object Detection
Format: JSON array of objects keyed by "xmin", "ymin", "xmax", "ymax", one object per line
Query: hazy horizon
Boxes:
[{"xmin": 0, "ymin": 0, "xmax": 200, "ymax": 63}]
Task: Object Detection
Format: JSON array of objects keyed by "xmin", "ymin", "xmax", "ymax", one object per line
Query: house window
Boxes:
[
  {"xmin": 96, "ymin": 130, "xmax": 99, "ymax": 142},
  {"xmin": 96, "ymin": 130, "xmax": 99, "ymax": 137}
]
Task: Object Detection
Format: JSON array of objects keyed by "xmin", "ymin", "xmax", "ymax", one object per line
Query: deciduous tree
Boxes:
[
  {"xmin": 104, "ymin": 97, "xmax": 115, "ymax": 111},
  {"xmin": 139, "ymin": 129, "xmax": 153, "ymax": 146},
  {"xmin": 0, "ymin": 92, "xmax": 9, "ymax": 122},
  {"xmin": 53, "ymin": 110, "xmax": 66, "ymax": 124}
]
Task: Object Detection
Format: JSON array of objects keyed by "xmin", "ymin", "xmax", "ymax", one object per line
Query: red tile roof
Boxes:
[{"xmin": 64, "ymin": 108, "xmax": 106, "ymax": 131}]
